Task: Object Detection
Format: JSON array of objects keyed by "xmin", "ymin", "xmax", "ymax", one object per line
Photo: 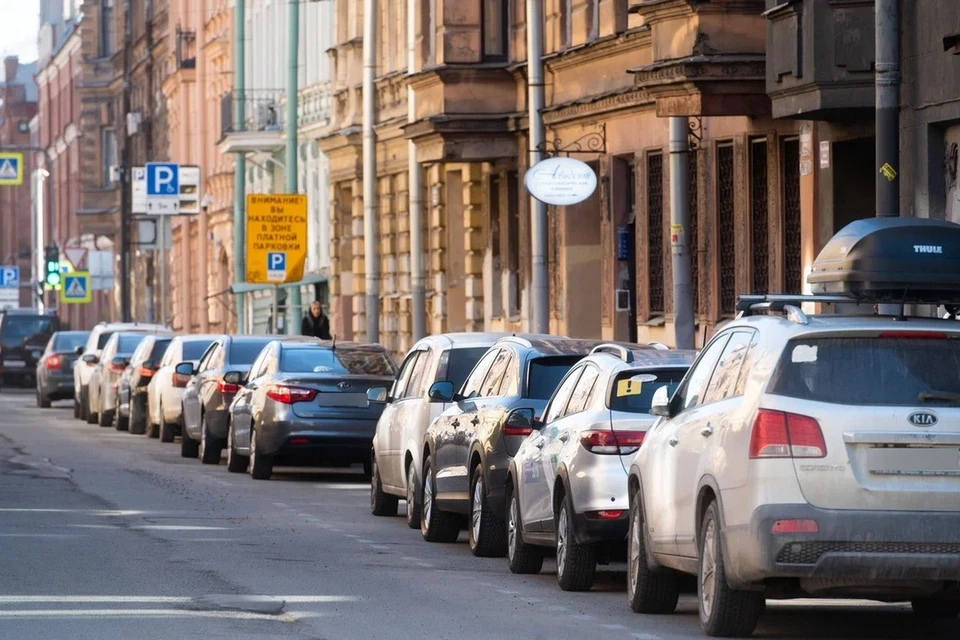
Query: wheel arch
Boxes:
[
  {"xmin": 695, "ymin": 475, "xmax": 726, "ymax": 547},
  {"xmin": 553, "ymin": 464, "xmax": 572, "ymax": 516}
]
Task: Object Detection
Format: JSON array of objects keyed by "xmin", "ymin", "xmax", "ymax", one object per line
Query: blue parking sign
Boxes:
[
  {"xmin": 0, "ymin": 266, "xmax": 19, "ymax": 288},
  {"xmin": 146, "ymin": 162, "xmax": 179, "ymax": 195},
  {"xmin": 267, "ymin": 252, "xmax": 286, "ymax": 282}
]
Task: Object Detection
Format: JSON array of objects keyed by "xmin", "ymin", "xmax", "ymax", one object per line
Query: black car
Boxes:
[
  {"xmin": 36, "ymin": 331, "xmax": 90, "ymax": 407},
  {"xmin": 420, "ymin": 335, "xmax": 601, "ymax": 557},
  {"xmin": 0, "ymin": 310, "xmax": 60, "ymax": 388},
  {"xmin": 125, "ymin": 335, "xmax": 173, "ymax": 434}
]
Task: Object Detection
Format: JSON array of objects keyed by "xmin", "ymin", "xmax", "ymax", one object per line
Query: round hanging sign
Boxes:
[{"xmin": 523, "ymin": 157, "xmax": 598, "ymax": 207}]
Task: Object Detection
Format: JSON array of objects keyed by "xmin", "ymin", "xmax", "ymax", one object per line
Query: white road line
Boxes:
[
  {"xmin": 357, "ymin": 539, "xmax": 374, "ymax": 544},
  {"xmin": 0, "ymin": 595, "xmax": 360, "ymax": 604},
  {"xmin": 603, "ymin": 624, "xmax": 628, "ymax": 630},
  {"xmin": 369, "ymin": 545, "xmax": 390, "ymax": 550},
  {"xmin": 0, "ymin": 609, "xmax": 321, "ymax": 621},
  {"xmin": 497, "ymin": 589, "xmax": 518, "ymax": 596},
  {"xmin": 631, "ymin": 634, "xmax": 662, "ymax": 640}
]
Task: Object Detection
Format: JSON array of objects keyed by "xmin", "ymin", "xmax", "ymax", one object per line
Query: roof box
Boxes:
[{"xmin": 807, "ymin": 218, "xmax": 960, "ymax": 302}]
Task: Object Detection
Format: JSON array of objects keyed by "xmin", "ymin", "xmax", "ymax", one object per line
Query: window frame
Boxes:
[
  {"xmin": 481, "ymin": 0, "xmax": 509, "ymax": 61},
  {"xmin": 672, "ymin": 332, "xmax": 732, "ymax": 414},
  {"xmin": 701, "ymin": 330, "xmax": 756, "ymax": 405},
  {"xmin": 460, "ymin": 348, "xmax": 501, "ymax": 399},
  {"xmin": 479, "ymin": 347, "xmax": 512, "ymax": 398},
  {"xmin": 542, "ymin": 365, "xmax": 585, "ymax": 425},
  {"xmin": 565, "ymin": 363, "xmax": 601, "ymax": 416}
]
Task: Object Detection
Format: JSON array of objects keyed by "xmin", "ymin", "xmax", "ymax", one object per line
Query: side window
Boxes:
[
  {"xmin": 461, "ymin": 349, "xmax": 500, "ymax": 399},
  {"xmin": 498, "ymin": 353, "xmax": 520, "ymax": 397},
  {"xmin": 406, "ymin": 350, "xmax": 433, "ymax": 399},
  {"xmin": 197, "ymin": 344, "xmax": 218, "ymax": 372},
  {"xmin": 677, "ymin": 333, "xmax": 731, "ymax": 411},
  {"xmin": 391, "ymin": 351, "xmax": 421, "ymax": 399},
  {"xmin": 734, "ymin": 333, "xmax": 760, "ymax": 396},
  {"xmin": 248, "ymin": 350, "xmax": 269, "ymax": 380},
  {"xmin": 264, "ymin": 348, "xmax": 279, "ymax": 375},
  {"xmin": 702, "ymin": 331, "xmax": 754, "ymax": 404},
  {"xmin": 543, "ymin": 366, "xmax": 584, "ymax": 424},
  {"xmin": 479, "ymin": 348, "xmax": 511, "ymax": 397},
  {"xmin": 566, "ymin": 365, "xmax": 601, "ymax": 415}
]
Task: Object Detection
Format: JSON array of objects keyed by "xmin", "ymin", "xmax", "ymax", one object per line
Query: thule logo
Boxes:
[
  {"xmin": 914, "ymin": 245, "xmax": 943, "ymax": 254},
  {"xmin": 908, "ymin": 411, "xmax": 939, "ymax": 427}
]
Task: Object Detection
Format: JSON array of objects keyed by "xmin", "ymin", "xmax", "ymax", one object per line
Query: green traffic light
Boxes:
[{"xmin": 46, "ymin": 272, "xmax": 62, "ymax": 287}]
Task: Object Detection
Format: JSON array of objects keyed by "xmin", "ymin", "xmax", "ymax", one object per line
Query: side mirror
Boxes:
[
  {"xmin": 223, "ymin": 370, "xmax": 244, "ymax": 386},
  {"xmin": 82, "ymin": 353, "xmax": 99, "ymax": 365},
  {"xmin": 174, "ymin": 362, "xmax": 196, "ymax": 377},
  {"xmin": 367, "ymin": 387, "xmax": 389, "ymax": 404},
  {"xmin": 650, "ymin": 385, "xmax": 673, "ymax": 418},
  {"xmin": 427, "ymin": 381, "xmax": 455, "ymax": 403},
  {"xmin": 504, "ymin": 408, "xmax": 538, "ymax": 436},
  {"xmin": 75, "ymin": 346, "xmax": 84, "ymax": 355}
]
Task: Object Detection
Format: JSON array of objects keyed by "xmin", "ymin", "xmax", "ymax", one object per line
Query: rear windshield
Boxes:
[
  {"xmin": 118, "ymin": 335, "xmax": 146, "ymax": 353},
  {"xmin": 229, "ymin": 340, "xmax": 272, "ymax": 365},
  {"xmin": 526, "ymin": 356, "xmax": 584, "ymax": 400},
  {"xmin": 183, "ymin": 340, "xmax": 214, "ymax": 360},
  {"xmin": 54, "ymin": 333, "xmax": 88, "ymax": 352},
  {"xmin": 280, "ymin": 347, "xmax": 397, "ymax": 376},
  {"xmin": 769, "ymin": 336, "xmax": 960, "ymax": 406},
  {"xmin": 149, "ymin": 339, "xmax": 172, "ymax": 361},
  {"xmin": 609, "ymin": 369, "xmax": 688, "ymax": 413},
  {"xmin": 1, "ymin": 316, "xmax": 55, "ymax": 348},
  {"xmin": 97, "ymin": 332, "xmax": 115, "ymax": 349},
  {"xmin": 436, "ymin": 347, "xmax": 490, "ymax": 390}
]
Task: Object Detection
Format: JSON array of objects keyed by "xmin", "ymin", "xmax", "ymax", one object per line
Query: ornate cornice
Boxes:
[
  {"xmin": 545, "ymin": 28, "xmax": 652, "ymax": 72},
  {"xmin": 542, "ymin": 86, "xmax": 655, "ymax": 126},
  {"xmin": 630, "ymin": 54, "xmax": 766, "ymax": 88}
]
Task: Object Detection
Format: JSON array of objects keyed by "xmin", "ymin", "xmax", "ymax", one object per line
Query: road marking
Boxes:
[
  {"xmin": 603, "ymin": 624, "xmax": 628, "ymax": 630},
  {"xmin": 0, "ymin": 608, "xmax": 321, "ymax": 621},
  {"xmin": 497, "ymin": 589, "xmax": 518, "ymax": 596},
  {"xmin": 357, "ymin": 539, "xmax": 374, "ymax": 544},
  {"xmin": 369, "ymin": 545, "xmax": 390, "ymax": 550},
  {"xmin": 0, "ymin": 533, "xmax": 82, "ymax": 538},
  {"xmin": 632, "ymin": 634, "xmax": 662, "ymax": 640},
  {"xmin": 0, "ymin": 595, "xmax": 360, "ymax": 604}
]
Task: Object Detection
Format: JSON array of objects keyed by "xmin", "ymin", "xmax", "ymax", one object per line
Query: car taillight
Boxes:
[
  {"xmin": 217, "ymin": 379, "xmax": 241, "ymax": 395},
  {"xmin": 749, "ymin": 409, "xmax": 826, "ymax": 459},
  {"xmin": 585, "ymin": 510, "xmax": 624, "ymax": 520},
  {"xmin": 138, "ymin": 367, "xmax": 155, "ymax": 378},
  {"xmin": 877, "ymin": 330, "xmax": 947, "ymax": 339},
  {"xmin": 172, "ymin": 373, "xmax": 190, "ymax": 388},
  {"xmin": 579, "ymin": 430, "xmax": 645, "ymax": 455},
  {"xmin": 771, "ymin": 519, "xmax": 819, "ymax": 534},
  {"xmin": 266, "ymin": 384, "xmax": 318, "ymax": 404},
  {"xmin": 45, "ymin": 355, "xmax": 61, "ymax": 370}
]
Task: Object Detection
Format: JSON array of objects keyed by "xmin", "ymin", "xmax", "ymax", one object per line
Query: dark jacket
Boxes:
[{"xmin": 301, "ymin": 312, "xmax": 332, "ymax": 340}]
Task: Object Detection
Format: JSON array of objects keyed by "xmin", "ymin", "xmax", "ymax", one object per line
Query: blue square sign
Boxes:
[
  {"xmin": 267, "ymin": 252, "xmax": 286, "ymax": 282},
  {"xmin": 0, "ymin": 266, "xmax": 19, "ymax": 288},
  {"xmin": 146, "ymin": 162, "xmax": 179, "ymax": 196}
]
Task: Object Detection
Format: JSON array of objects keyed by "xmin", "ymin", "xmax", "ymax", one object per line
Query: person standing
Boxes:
[{"xmin": 301, "ymin": 301, "xmax": 332, "ymax": 340}]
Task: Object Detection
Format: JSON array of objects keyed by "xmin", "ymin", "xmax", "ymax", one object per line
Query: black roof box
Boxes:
[{"xmin": 807, "ymin": 218, "xmax": 960, "ymax": 302}]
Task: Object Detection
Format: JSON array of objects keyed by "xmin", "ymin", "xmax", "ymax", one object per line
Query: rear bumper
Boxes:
[
  {"xmin": 572, "ymin": 511, "xmax": 629, "ymax": 546},
  {"xmin": 1, "ymin": 362, "xmax": 36, "ymax": 383},
  {"xmin": 723, "ymin": 503, "xmax": 960, "ymax": 588},
  {"xmin": 259, "ymin": 418, "xmax": 377, "ymax": 463},
  {"xmin": 41, "ymin": 372, "xmax": 74, "ymax": 397}
]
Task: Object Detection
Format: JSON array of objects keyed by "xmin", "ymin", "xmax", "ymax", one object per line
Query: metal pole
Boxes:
[
  {"xmin": 526, "ymin": 0, "xmax": 548, "ymax": 334},
  {"xmin": 46, "ymin": 157, "xmax": 55, "ymax": 310},
  {"xmin": 875, "ymin": 0, "xmax": 900, "ymax": 217},
  {"xmin": 669, "ymin": 117, "xmax": 695, "ymax": 350},
  {"xmin": 118, "ymin": 0, "xmax": 133, "ymax": 321},
  {"xmin": 144, "ymin": 0, "xmax": 155, "ymax": 323},
  {"xmin": 233, "ymin": 0, "xmax": 247, "ymax": 332},
  {"xmin": 362, "ymin": 0, "xmax": 380, "ymax": 343},
  {"xmin": 285, "ymin": 0, "xmax": 301, "ymax": 335},
  {"xmin": 407, "ymin": 0, "xmax": 425, "ymax": 340},
  {"xmin": 159, "ymin": 217, "xmax": 167, "ymax": 325},
  {"xmin": 30, "ymin": 166, "xmax": 37, "ymax": 309},
  {"xmin": 35, "ymin": 168, "xmax": 45, "ymax": 312}
]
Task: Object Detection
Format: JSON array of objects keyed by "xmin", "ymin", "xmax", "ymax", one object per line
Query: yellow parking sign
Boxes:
[{"xmin": 245, "ymin": 194, "xmax": 308, "ymax": 284}]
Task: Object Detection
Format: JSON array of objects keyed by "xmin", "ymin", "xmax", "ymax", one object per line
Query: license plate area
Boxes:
[
  {"xmin": 3, "ymin": 360, "xmax": 25, "ymax": 368},
  {"xmin": 867, "ymin": 446, "xmax": 960, "ymax": 476},
  {"xmin": 317, "ymin": 392, "xmax": 368, "ymax": 408}
]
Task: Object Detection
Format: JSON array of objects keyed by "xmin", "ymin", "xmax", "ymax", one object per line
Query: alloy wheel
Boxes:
[
  {"xmin": 248, "ymin": 428, "xmax": 257, "ymax": 473},
  {"xmin": 628, "ymin": 502, "xmax": 641, "ymax": 598},
  {"xmin": 700, "ymin": 517, "xmax": 718, "ymax": 620},
  {"xmin": 423, "ymin": 472, "xmax": 433, "ymax": 527},
  {"xmin": 369, "ymin": 460, "xmax": 379, "ymax": 511},
  {"xmin": 508, "ymin": 495, "xmax": 519, "ymax": 563},
  {"xmin": 471, "ymin": 475, "xmax": 484, "ymax": 544},
  {"xmin": 557, "ymin": 504, "xmax": 568, "ymax": 578}
]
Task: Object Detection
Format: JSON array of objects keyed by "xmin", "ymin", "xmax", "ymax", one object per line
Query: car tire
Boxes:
[
  {"xmin": 698, "ymin": 500, "xmax": 764, "ymax": 638},
  {"xmin": 405, "ymin": 464, "xmax": 421, "ymax": 530},
  {"xmin": 180, "ymin": 429, "xmax": 199, "ymax": 458},
  {"xmin": 147, "ymin": 422, "xmax": 160, "ymax": 439},
  {"xmin": 73, "ymin": 395, "xmax": 80, "ymax": 419},
  {"xmin": 555, "ymin": 496, "xmax": 596, "ymax": 592},
  {"xmin": 248, "ymin": 427, "xmax": 273, "ymax": 480},
  {"xmin": 86, "ymin": 391, "xmax": 98, "ymax": 425},
  {"xmin": 115, "ymin": 397, "xmax": 129, "ymax": 431},
  {"xmin": 627, "ymin": 490, "xmax": 679, "ymax": 614},
  {"xmin": 468, "ymin": 467, "xmax": 507, "ymax": 558},
  {"xmin": 370, "ymin": 455, "xmax": 399, "ymax": 516},
  {"xmin": 199, "ymin": 416, "xmax": 223, "ymax": 465},
  {"xmin": 159, "ymin": 404, "xmax": 176, "ymax": 443},
  {"xmin": 507, "ymin": 485, "xmax": 544, "ymax": 575},
  {"xmin": 129, "ymin": 400, "xmax": 146, "ymax": 436},
  {"xmin": 80, "ymin": 389, "xmax": 90, "ymax": 421},
  {"xmin": 38, "ymin": 389, "xmax": 51, "ymax": 409},
  {"xmin": 226, "ymin": 423, "xmax": 247, "ymax": 473},
  {"xmin": 420, "ymin": 456, "xmax": 461, "ymax": 543},
  {"xmin": 911, "ymin": 599, "xmax": 960, "ymax": 618}
]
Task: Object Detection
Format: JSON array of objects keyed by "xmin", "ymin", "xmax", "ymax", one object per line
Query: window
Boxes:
[
  {"xmin": 280, "ymin": 347, "xmax": 397, "ymax": 377},
  {"xmin": 506, "ymin": 171, "xmax": 520, "ymax": 316},
  {"xmin": 53, "ymin": 333, "xmax": 88, "ymax": 353},
  {"xmin": 196, "ymin": 344, "xmax": 217, "ymax": 372},
  {"xmin": 566, "ymin": 365, "xmax": 600, "ymax": 415},
  {"xmin": 118, "ymin": 334, "xmax": 146, "ymax": 354},
  {"xmin": 99, "ymin": 0, "xmax": 114, "ymax": 57},
  {"xmin": 498, "ymin": 353, "xmax": 520, "ymax": 397},
  {"xmin": 609, "ymin": 368, "xmax": 687, "ymax": 414},
  {"xmin": 480, "ymin": 349, "xmax": 512, "ymax": 397},
  {"xmin": 101, "ymin": 127, "xmax": 117, "ymax": 186},
  {"xmin": 559, "ymin": 0, "xmax": 571, "ymax": 49},
  {"xmin": 782, "ymin": 138, "xmax": 802, "ymax": 294},
  {"xmin": 543, "ymin": 366, "xmax": 584, "ymax": 424},
  {"xmin": 676, "ymin": 333, "xmax": 731, "ymax": 412},
  {"xmin": 96, "ymin": 331, "xmax": 115, "ymax": 350},
  {"xmin": 482, "ymin": 0, "xmax": 508, "ymax": 59},
  {"xmin": 406, "ymin": 351, "xmax": 433, "ymax": 399},
  {"xmin": 248, "ymin": 350, "xmax": 270, "ymax": 381},
  {"xmin": 717, "ymin": 143, "xmax": 736, "ymax": 314},
  {"xmin": 525, "ymin": 356, "xmax": 583, "ymax": 400},
  {"xmin": 461, "ymin": 349, "xmax": 501, "ymax": 398},
  {"xmin": 392, "ymin": 352, "xmax": 421, "ymax": 399},
  {"xmin": 702, "ymin": 331, "xmax": 754, "ymax": 404},
  {"xmin": 0, "ymin": 316, "xmax": 55, "ymax": 349},
  {"xmin": 149, "ymin": 339, "xmax": 171, "ymax": 364},
  {"xmin": 750, "ymin": 139, "xmax": 769, "ymax": 294},
  {"xmin": 228, "ymin": 339, "xmax": 272, "ymax": 365},
  {"xmin": 647, "ymin": 152, "xmax": 665, "ymax": 315},
  {"xmin": 183, "ymin": 339, "xmax": 216, "ymax": 361},
  {"xmin": 436, "ymin": 347, "xmax": 490, "ymax": 392}
]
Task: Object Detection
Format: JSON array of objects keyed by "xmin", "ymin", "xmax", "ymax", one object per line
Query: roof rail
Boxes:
[
  {"xmin": 499, "ymin": 336, "xmax": 534, "ymax": 349},
  {"xmin": 735, "ymin": 294, "xmax": 865, "ymax": 324},
  {"xmin": 647, "ymin": 341, "xmax": 670, "ymax": 351},
  {"xmin": 590, "ymin": 343, "xmax": 634, "ymax": 362}
]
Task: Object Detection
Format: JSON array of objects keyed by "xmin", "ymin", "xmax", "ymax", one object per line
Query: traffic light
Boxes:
[{"xmin": 44, "ymin": 245, "xmax": 61, "ymax": 287}]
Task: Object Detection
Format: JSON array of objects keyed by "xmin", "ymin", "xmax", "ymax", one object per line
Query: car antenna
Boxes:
[{"xmin": 332, "ymin": 333, "xmax": 337, "ymax": 350}]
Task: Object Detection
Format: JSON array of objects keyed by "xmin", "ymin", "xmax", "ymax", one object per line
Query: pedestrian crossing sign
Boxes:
[
  {"xmin": 60, "ymin": 272, "xmax": 92, "ymax": 304},
  {"xmin": 0, "ymin": 153, "xmax": 23, "ymax": 186}
]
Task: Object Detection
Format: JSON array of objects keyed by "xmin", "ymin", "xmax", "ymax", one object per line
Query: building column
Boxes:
[
  {"xmin": 395, "ymin": 169, "xmax": 412, "ymax": 353},
  {"xmin": 427, "ymin": 164, "xmax": 446, "ymax": 335},
  {"xmin": 462, "ymin": 163, "xmax": 485, "ymax": 332},
  {"xmin": 380, "ymin": 173, "xmax": 398, "ymax": 354},
  {"xmin": 350, "ymin": 177, "xmax": 366, "ymax": 339}
]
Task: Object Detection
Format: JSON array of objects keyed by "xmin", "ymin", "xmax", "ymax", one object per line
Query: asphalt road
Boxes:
[{"xmin": 0, "ymin": 390, "xmax": 958, "ymax": 639}]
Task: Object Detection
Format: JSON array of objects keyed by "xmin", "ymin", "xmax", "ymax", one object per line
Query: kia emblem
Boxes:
[
  {"xmin": 908, "ymin": 411, "xmax": 939, "ymax": 427},
  {"xmin": 338, "ymin": 381, "xmax": 351, "ymax": 390}
]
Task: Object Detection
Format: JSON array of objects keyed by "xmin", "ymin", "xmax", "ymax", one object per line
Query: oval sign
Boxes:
[
  {"xmin": 523, "ymin": 157, "xmax": 598, "ymax": 207},
  {"xmin": 908, "ymin": 411, "xmax": 939, "ymax": 427}
]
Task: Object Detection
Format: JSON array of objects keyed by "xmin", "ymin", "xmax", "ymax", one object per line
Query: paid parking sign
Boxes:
[
  {"xmin": 60, "ymin": 272, "xmax": 92, "ymax": 304},
  {"xmin": 245, "ymin": 194, "xmax": 308, "ymax": 284}
]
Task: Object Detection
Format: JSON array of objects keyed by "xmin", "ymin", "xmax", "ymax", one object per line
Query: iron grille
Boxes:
[
  {"xmin": 647, "ymin": 153, "xmax": 665, "ymax": 315},
  {"xmin": 750, "ymin": 139, "xmax": 769, "ymax": 294},
  {"xmin": 717, "ymin": 144, "xmax": 736, "ymax": 315},
  {"xmin": 782, "ymin": 139, "xmax": 802, "ymax": 294},
  {"xmin": 776, "ymin": 541, "xmax": 960, "ymax": 565},
  {"xmin": 690, "ymin": 151, "xmax": 699, "ymax": 315}
]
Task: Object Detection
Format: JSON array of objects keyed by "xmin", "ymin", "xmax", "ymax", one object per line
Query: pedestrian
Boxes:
[{"xmin": 301, "ymin": 300, "xmax": 332, "ymax": 340}]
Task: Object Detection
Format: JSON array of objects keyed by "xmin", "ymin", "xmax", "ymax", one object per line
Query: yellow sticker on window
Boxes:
[{"xmin": 617, "ymin": 379, "xmax": 644, "ymax": 397}]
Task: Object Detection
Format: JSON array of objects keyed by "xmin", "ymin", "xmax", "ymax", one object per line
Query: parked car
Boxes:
[
  {"xmin": 181, "ymin": 335, "xmax": 275, "ymax": 464},
  {"xmin": 221, "ymin": 339, "xmax": 397, "ymax": 479},
  {"xmin": 507, "ymin": 343, "xmax": 695, "ymax": 591},
  {"xmin": 419, "ymin": 335, "xmax": 599, "ymax": 556},
  {"xmin": 74, "ymin": 322, "xmax": 170, "ymax": 420},
  {"xmin": 0, "ymin": 309, "xmax": 59, "ymax": 388},
  {"xmin": 146, "ymin": 335, "xmax": 218, "ymax": 442},
  {"xmin": 369, "ymin": 332, "xmax": 508, "ymax": 528},
  {"xmin": 118, "ymin": 335, "xmax": 172, "ymax": 433},
  {"xmin": 87, "ymin": 332, "xmax": 153, "ymax": 427},
  {"xmin": 626, "ymin": 218, "xmax": 960, "ymax": 637},
  {"xmin": 35, "ymin": 330, "xmax": 90, "ymax": 407}
]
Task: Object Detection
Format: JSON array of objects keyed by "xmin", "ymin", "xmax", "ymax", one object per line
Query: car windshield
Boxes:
[
  {"xmin": 769, "ymin": 336, "xmax": 960, "ymax": 406},
  {"xmin": 525, "ymin": 356, "xmax": 584, "ymax": 400},
  {"xmin": 280, "ymin": 347, "xmax": 397, "ymax": 376},
  {"xmin": 1, "ymin": 316, "xmax": 55, "ymax": 348},
  {"xmin": 118, "ymin": 335, "xmax": 146, "ymax": 354},
  {"xmin": 229, "ymin": 340, "xmax": 272, "ymax": 365},
  {"xmin": 96, "ymin": 332, "xmax": 115, "ymax": 349},
  {"xmin": 183, "ymin": 340, "xmax": 214, "ymax": 360},
  {"xmin": 53, "ymin": 333, "xmax": 88, "ymax": 352},
  {"xmin": 436, "ymin": 347, "xmax": 490, "ymax": 391},
  {"xmin": 609, "ymin": 368, "xmax": 688, "ymax": 413},
  {"xmin": 149, "ymin": 339, "xmax": 172, "ymax": 361}
]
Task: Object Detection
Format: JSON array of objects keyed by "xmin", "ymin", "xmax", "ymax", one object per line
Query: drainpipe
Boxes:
[
  {"xmin": 408, "ymin": 0, "xmax": 425, "ymax": 340},
  {"xmin": 875, "ymin": 0, "xmax": 900, "ymax": 218},
  {"xmin": 362, "ymin": 0, "xmax": 380, "ymax": 343},
  {"xmin": 233, "ymin": 0, "xmax": 246, "ymax": 332},
  {"xmin": 526, "ymin": 0, "xmax": 548, "ymax": 334},
  {"xmin": 119, "ymin": 0, "xmax": 133, "ymax": 321},
  {"xmin": 285, "ymin": 0, "xmax": 301, "ymax": 334},
  {"xmin": 669, "ymin": 117, "xmax": 694, "ymax": 350}
]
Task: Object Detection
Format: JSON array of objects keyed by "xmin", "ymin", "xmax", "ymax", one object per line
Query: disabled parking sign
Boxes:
[{"xmin": 267, "ymin": 252, "xmax": 286, "ymax": 282}]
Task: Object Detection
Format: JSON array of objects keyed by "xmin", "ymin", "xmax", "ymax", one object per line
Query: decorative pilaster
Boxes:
[{"xmin": 462, "ymin": 163, "xmax": 485, "ymax": 332}]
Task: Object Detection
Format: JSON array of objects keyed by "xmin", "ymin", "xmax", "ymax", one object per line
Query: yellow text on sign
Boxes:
[{"xmin": 245, "ymin": 194, "xmax": 308, "ymax": 284}]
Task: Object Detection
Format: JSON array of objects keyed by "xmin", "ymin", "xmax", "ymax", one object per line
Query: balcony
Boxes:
[
  {"xmin": 218, "ymin": 89, "xmax": 286, "ymax": 154},
  {"xmin": 298, "ymin": 82, "xmax": 332, "ymax": 129}
]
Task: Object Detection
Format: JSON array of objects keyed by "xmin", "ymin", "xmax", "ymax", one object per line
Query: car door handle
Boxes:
[
  {"xmin": 558, "ymin": 432, "xmax": 569, "ymax": 442},
  {"xmin": 451, "ymin": 420, "xmax": 460, "ymax": 427},
  {"xmin": 668, "ymin": 436, "xmax": 679, "ymax": 447},
  {"xmin": 701, "ymin": 425, "xmax": 714, "ymax": 437},
  {"xmin": 534, "ymin": 437, "xmax": 546, "ymax": 449},
  {"xmin": 470, "ymin": 416, "xmax": 480, "ymax": 426}
]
